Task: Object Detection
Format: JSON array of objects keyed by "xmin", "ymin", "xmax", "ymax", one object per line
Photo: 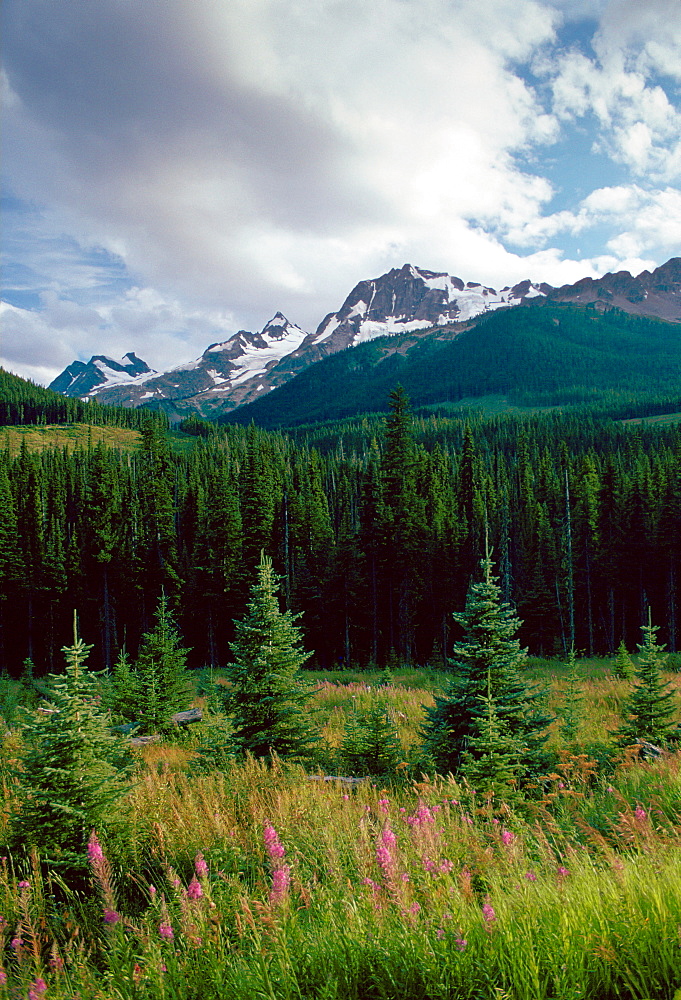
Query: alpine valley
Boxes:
[{"xmin": 49, "ymin": 258, "xmax": 681, "ymax": 424}]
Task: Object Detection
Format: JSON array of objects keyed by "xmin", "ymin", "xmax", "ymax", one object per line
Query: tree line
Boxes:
[{"xmin": 1, "ymin": 386, "xmax": 681, "ymax": 674}]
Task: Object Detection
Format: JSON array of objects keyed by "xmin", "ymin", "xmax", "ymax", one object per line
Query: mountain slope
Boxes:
[
  {"xmin": 48, "ymin": 258, "xmax": 681, "ymax": 418},
  {"xmin": 48, "ymin": 264, "xmax": 548, "ymax": 415},
  {"xmin": 223, "ymin": 303, "xmax": 681, "ymax": 428}
]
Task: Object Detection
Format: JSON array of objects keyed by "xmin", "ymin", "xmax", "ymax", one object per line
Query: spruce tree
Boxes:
[
  {"xmin": 422, "ymin": 556, "xmax": 552, "ymax": 785},
  {"xmin": 134, "ymin": 593, "xmax": 192, "ymax": 734},
  {"xmin": 612, "ymin": 615, "xmax": 678, "ymax": 747},
  {"xmin": 340, "ymin": 699, "xmax": 403, "ymax": 777},
  {"xmin": 458, "ymin": 677, "xmax": 525, "ymax": 807},
  {"xmin": 226, "ymin": 553, "xmax": 316, "ymax": 761},
  {"xmin": 12, "ymin": 616, "xmax": 130, "ymax": 869}
]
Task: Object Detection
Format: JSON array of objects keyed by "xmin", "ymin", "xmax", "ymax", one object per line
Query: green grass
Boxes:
[{"xmin": 2, "ymin": 659, "xmax": 681, "ymax": 998}]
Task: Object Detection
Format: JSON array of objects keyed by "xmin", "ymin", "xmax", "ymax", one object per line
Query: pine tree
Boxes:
[
  {"xmin": 612, "ymin": 614, "xmax": 678, "ymax": 747},
  {"xmin": 226, "ymin": 553, "xmax": 316, "ymax": 761},
  {"xmin": 556, "ymin": 647, "xmax": 584, "ymax": 747},
  {"xmin": 12, "ymin": 615, "xmax": 130, "ymax": 869},
  {"xmin": 134, "ymin": 593, "xmax": 192, "ymax": 734},
  {"xmin": 422, "ymin": 556, "xmax": 552, "ymax": 784},
  {"xmin": 613, "ymin": 640, "xmax": 635, "ymax": 680},
  {"xmin": 340, "ymin": 699, "xmax": 403, "ymax": 777},
  {"xmin": 458, "ymin": 677, "xmax": 525, "ymax": 807}
]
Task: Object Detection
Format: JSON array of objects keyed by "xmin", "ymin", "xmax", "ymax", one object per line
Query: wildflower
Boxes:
[
  {"xmin": 407, "ymin": 901, "xmax": 420, "ymax": 915},
  {"xmin": 557, "ymin": 866, "xmax": 570, "ymax": 879},
  {"xmin": 501, "ymin": 830, "xmax": 514, "ymax": 846},
  {"xmin": 263, "ymin": 822, "xmax": 285, "ymax": 862},
  {"xmin": 159, "ymin": 922, "xmax": 174, "ymax": 940},
  {"xmin": 436, "ymin": 928, "xmax": 445, "ymax": 939},
  {"xmin": 455, "ymin": 936, "xmax": 467, "ymax": 951},
  {"xmin": 524, "ymin": 871, "xmax": 537, "ymax": 882},
  {"xmin": 439, "ymin": 860, "xmax": 453, "ymax": 874},
  {"xmin": 634, "ymin": 805, "xmax": 647, "ymax": 821},
  {"xmin": 149, "ymin": 885, "xmax": 157, "ymax": 898},
  {"xmin": 18, "ymin": 879, "xmax": 30, "ymax": 890},
  {"xmin": 187, "ymin": 877, "xmax": 203, "ymax": 900},
  {"xmin": 378, "ymin": 798, "xmax": 390, "ymax": 814},
  {"xmin": 11, "ymin": 936, "xmax": 22, "ymax": 951},
  {"xmin": 194, "ymin": 853, "xmax": 209, "ymax": 879},
  {"xmin": 269, "ymin": 864, "xmax": 291, "ymax": 905},
  {"xmin": 28, "ymin": 979, "xmax": 48, "ymax": 1000},
  {"xmin": 103, "ymin": 908, "xmax": 120, "ymax": 924},
  {"xmin": 482, "ymin": 900, "xmax": 497, "ymax": 929},
  {"xmin": 87, "ymin": 831, "xmax": 104, "ymax": 864},
  {"xmin": 342, "ymin": 794, "xmax": 349, "ymax": 801}
]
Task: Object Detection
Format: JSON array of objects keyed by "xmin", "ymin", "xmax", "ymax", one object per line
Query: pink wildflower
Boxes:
[
  {"xmin": 634, "ymin": 805, "xmax": 647, "ymax": 821},
  {"xmin": 455, "ymin": 936, "xmax": 467, "ymax": 951},
  {"xmin": 482, "ymin": 901, "xmax": 497, "ymax": 929},
  {"xmin": 194, "ymin": 853, "xmax": 209, "ymax": 879},
  {"xmin": 436, "ymin": 928, "xmax": 445, "ymax": 940},
  {"xmin": 149, "ymin": 885, "xmax": 157, "ymax": 897},
  {"xmin": 159, "ymin": 922, "xmax": 174, "ymax": 940},
  {"xmin": 524, "ymin": 871, "xmax": 537, "ymax": 882},
  {"xmin": 87, "ymin": 831, "xmax": 104, "ymax": 864},
  {"xmin": 439, "ymin": 860, "xmax": 454, "ymax": 874},
  {"xmin": 187, "ymin": 877, "xmax": 203, "ymax": 900},
  {"xmin": 407, "ymin": 902, "xmax": 420, "ymax": 915},
  {"xmin": 269, "ymin": 864, "xmax": 291, "ymax": 905},
  {"xmin": 28, "ymin": 979, "xmax": 48, "ymax": 1000},
  {"xmin": 18, "ymin": 880, "xmax": 30, "ymax": 890},
  {"xmin": 103, "ymin": 908, "xmax": 120, "ymax": 924},
  {"xmin": 501, "ymin": 830, "xmax": 515, "ymax": 846},
  {"xmin": 263, "ymin": 822, "xmax": 286, "ymax": 862}
]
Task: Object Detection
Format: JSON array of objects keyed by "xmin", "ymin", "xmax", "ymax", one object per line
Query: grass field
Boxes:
[{"xmin": 2, "ymin": 657, "xmax": 681, "ymax": 998}]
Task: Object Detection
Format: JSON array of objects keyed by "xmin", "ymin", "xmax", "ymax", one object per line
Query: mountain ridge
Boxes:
[{"xmin": 48, "ymin": 258, "xmax": 681, "ymax": 418}]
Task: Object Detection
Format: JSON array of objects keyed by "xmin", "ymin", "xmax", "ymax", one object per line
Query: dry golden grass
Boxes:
[{"xmin": 1, "ymin": 423, "xmax": 142, "ymax": 455}]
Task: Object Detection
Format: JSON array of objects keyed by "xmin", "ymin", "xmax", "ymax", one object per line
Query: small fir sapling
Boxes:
[
  {"xmin": 422, "ymin": 555, "xmax": 552, "ymax": 786},
  {"xmin": 612, "ymin": 613, "xmax": 678, "ymax": 748},
  {"xmin": 556, "ymin": 647, "xmax": 584, "ymax": 747},
  {"xmin": 340, "ymin": 699, "xmax": 403, "ymax": 777},
  {"xmin": 613, "ymin": 640, "xmax": 635, "ymax": 681},
  {"xmin": 458, "ymin": 673, "xmax": 525, "ymax": 807},
  {"xmin": 226, "ymin": 552, "xmax": 317, "ymax": 761},
  {"xmin": 12, "ymin": 613, "xmax": 131, "ymax": 869},
  {"xmin": 133, "ymin": 592, "xmax": 193, "ymax": 735}
]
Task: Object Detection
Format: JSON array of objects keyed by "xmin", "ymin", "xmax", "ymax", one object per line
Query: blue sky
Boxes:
[{"xmin": 2, "ymin": 0, "xmax": 680, "ymax": 385}]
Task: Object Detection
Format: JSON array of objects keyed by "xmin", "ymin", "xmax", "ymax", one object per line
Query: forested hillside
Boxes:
[
  {"xmin": 2, "ymin": 375, "xmax": 680, "ymax": 674},
  {"xmin": 225, "ymin": 303, "xmax": 681, "ymax": 428}
]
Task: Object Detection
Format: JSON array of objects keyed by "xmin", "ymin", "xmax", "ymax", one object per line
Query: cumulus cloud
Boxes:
[{"xmin": 1, "ymin": 0, "xmax": 680, "ymax": 383}]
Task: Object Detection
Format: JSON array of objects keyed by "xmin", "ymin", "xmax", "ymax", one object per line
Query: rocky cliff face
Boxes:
[{"xmin": 49, "ymin": 258, "xmax": 681, "ymax": 418}]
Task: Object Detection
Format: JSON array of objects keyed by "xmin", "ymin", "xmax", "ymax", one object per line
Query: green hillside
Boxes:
[{"xmin": 223, "ymin": 303, "xmax": 681, "ymax": 428}]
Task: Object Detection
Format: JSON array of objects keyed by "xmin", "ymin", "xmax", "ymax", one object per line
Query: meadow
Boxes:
[{"xmin": 2, "ymin": 660, "xmax": 681, "ymax": 1000}]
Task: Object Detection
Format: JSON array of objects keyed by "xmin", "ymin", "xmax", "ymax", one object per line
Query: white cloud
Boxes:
[{"xmin": 1, "ymin": 0, "xmax": 679, "ymax": 383}]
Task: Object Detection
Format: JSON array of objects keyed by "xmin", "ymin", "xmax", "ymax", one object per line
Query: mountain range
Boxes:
[{"xmin": 49, "ymin": 258, "xmax": 681, "ymax": 421}]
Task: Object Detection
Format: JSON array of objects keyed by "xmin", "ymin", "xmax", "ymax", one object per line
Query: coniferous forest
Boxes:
[{"xmin": 2, "ymin": 368, "xmax": 681, "ymax": 677}]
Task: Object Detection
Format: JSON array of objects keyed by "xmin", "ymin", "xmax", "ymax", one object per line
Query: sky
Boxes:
[{"xmin": 1, "ymin": 0, "xmax": 680, "ymax": 387}]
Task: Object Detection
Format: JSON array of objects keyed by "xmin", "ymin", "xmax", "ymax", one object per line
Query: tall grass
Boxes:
[{"xmin": 2, "ymin": 661, "xmax": 681, "ymax": 998}]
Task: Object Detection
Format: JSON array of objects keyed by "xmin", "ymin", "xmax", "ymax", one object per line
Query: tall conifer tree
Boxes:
[
  {"xmin": 226, "ymin": 553, "xmax": 315, "ymax": 761},
  {"xmin": 12, "ymin": 615, "xmax": 130, "ymax": 869},
  {"xmin": 422, "ymin": 556, "xmax": 552, "ymax": 784}
]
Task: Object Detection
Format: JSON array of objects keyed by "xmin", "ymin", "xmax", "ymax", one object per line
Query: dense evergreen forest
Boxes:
[{"xmin": 2, "ymin": 368, "xmax": 680, "ymax": 675}]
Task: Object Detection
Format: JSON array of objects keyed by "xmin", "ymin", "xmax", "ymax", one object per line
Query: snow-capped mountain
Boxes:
[
  {"xmin": 48, "ymin": 259, "xmax": 681, "ymax": 418},
  {"xmin": 49, "ymin": 352, "xmax": 156, "ymax": 397},
  {"xmin": 309, "ymin": 264, "xmax": 549, "ymax": 353},
  {"xmin": 57, "ymin": 313, "xmax": 310, "ymax": 415}
]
